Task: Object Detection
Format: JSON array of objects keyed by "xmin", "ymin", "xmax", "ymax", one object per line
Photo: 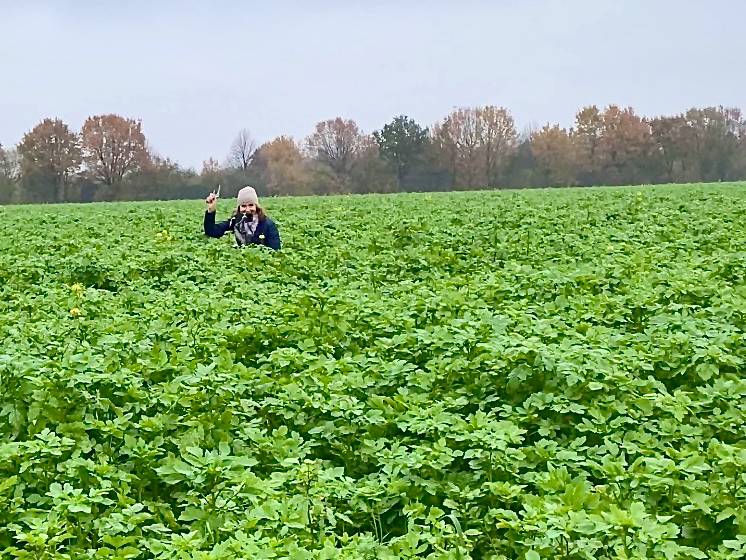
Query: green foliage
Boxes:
[
  {"xmin": 373, "ymin": 115, "xmax": 429, "ymax": 185},
  {"xmin": 2, "ymin": 183, "xmax": 746, "ymax": 558}
]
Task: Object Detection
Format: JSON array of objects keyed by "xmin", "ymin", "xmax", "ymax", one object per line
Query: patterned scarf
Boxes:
[{"xmin": 233, "ymin": 213, "xmax": 258, "ymax": 246}]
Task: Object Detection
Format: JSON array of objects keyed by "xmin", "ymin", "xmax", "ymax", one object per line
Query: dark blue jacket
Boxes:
[{"xmin": 203, "ymin": 211, "xmax": 281, "ymax": 250}]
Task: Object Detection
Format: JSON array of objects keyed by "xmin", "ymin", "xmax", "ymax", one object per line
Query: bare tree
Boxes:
[
  {"xmin": 305, "ymin": 118, "xmax": 365, "ymax": 177},
  {"xmin": 433, "ymin": 108, "xmax": 482, "ymax": 190},
  {"xmin": 0, "ymin": 144, "xmax": 21, "ymax": 183},
  {"xmin": 81, "ymin": 114, "xmax": 149, "ymax": 186},
  {"xmin": 0, "ymin": 144, "xmax": 22, "ymax": 203},
  {"xmin": 479, "ymin": 106, "xmax": 518, "ymax": 187},
  {"xmin": 227, "ymin": 128, "xmax": 256, "ymax": 170},
  {"xmin": 18, "ymin": 118, "xmax": 82, "ymax": 202}
]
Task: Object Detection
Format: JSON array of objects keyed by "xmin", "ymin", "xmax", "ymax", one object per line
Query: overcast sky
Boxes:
[{"xmin": 1, "ymin": 0, "xmax": 743, "ymax": 169}]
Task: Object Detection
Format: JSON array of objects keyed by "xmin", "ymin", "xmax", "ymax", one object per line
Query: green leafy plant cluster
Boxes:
[{"xmin": 2, "ymin": 183, "xmax": 746, "ymax": 559}]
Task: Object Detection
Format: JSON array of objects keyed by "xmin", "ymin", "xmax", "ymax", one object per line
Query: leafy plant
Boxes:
[{"xmin": 2, "ymin": 183, "xmax": 746, "ymax": 558}]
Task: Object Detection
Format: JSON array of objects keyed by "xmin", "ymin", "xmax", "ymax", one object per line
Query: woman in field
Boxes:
[{"xmin": 203, "ymin": 186, "xmax": 281, "ymax": 250}]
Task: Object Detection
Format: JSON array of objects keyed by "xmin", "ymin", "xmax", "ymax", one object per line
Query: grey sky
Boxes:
[{"xmin": 1, "ymin": 0, "xmax": 743, "ymax": 170}]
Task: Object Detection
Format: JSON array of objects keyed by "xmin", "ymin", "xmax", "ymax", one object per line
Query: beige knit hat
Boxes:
[{"xmin": 237, "ymin": 186, "xmax": 259, "ymax": 206}]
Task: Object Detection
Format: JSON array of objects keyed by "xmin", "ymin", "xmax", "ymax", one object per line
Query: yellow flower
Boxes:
[
  {"xmin": 70, "ymin": 308, "xmax": 82, "ymax": 317},
  {"xmin": 70, "ymin": 283, "xmax": 83, "ymax": 293},
  {"xmin": 155, "ymin": 232, "xmax": 163, "ymax": 238}
]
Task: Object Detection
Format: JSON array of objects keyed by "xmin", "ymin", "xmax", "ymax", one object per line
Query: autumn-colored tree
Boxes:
[
  {"xmin": 431, "ymin": 108, "xmax": 484, "ymax": 190},
  {"xmin": 18, "ymin": 118, "xmax": 82, "ymax": 202},
  {"xmin": 479, "ymin": 106, "xmax": 518, "ymax": 187},
  {"xmin": 572, "ymin": 105, "xmax": 657, "ymax": 184},
  {"xmin": 530, "ymin": 125, "xmax": 580, "ymax": 186},
  {"xmin": 452, "ymin": 108, "xmax": 482, "ymax": 189},
  {"xmin": 372, "ymin": 115, "xmax": 429, "ymax": 187},
  {"xmin": 227, "ymin": 128, "xmax": 256, "ymax": 171},
  {"xmin": 430, "ymin": 106, "xmax": 518, "ymax": 190},
  {"xmin": 7, "ymin": 103, "xmax": 746, "ymax": 202},
  {"xmin": 254, "ymin": 136, "xmax": 310, "ymax": 196},
  {"xmin": 573, "ymin": 105, "xmax": 603, "ymax": 183},
  {"xmin": 305, "ymin": 118, "xmax": 366, "ymax": 179},
  {"xmin": 594, "ymin": 106, "xmax": 656, "ymax": 184},
  {"xmin": 81, "ymin": 114, "xmax": 149, "ymax": 187}
]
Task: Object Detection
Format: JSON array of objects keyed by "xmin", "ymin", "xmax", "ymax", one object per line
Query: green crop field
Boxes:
[{"xmin": 2, "ymin": 183, "xmax": 746, "ymax": 559}]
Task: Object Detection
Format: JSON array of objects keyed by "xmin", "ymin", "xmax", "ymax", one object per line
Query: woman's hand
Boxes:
[{"xmin": 206, "ymin": 192, "xmax": 217, "ymax": 213}]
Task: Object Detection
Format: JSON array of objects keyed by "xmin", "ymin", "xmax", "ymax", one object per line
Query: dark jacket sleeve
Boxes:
[
  {"xmin": 204, "ymin": 211, "xmax": 232, "ymax": 238},
  {"xmin": 263, "ymin": 220, "xmax": 281, "ymax": 250}
]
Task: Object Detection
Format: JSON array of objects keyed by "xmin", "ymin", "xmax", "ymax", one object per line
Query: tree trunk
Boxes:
[{"xmin": 56, "ymin": 176, "xmax": 66, "ymax": 203}]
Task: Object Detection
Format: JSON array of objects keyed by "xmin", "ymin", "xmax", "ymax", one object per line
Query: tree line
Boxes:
[{"xmin": 1, "ymin": 104, "xmax": 745, "ymax": 205}]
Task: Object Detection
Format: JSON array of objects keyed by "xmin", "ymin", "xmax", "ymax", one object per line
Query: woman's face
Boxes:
[{"xmin": 239, "ymin": 203, "xmax": 257, "ymax": 214}]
